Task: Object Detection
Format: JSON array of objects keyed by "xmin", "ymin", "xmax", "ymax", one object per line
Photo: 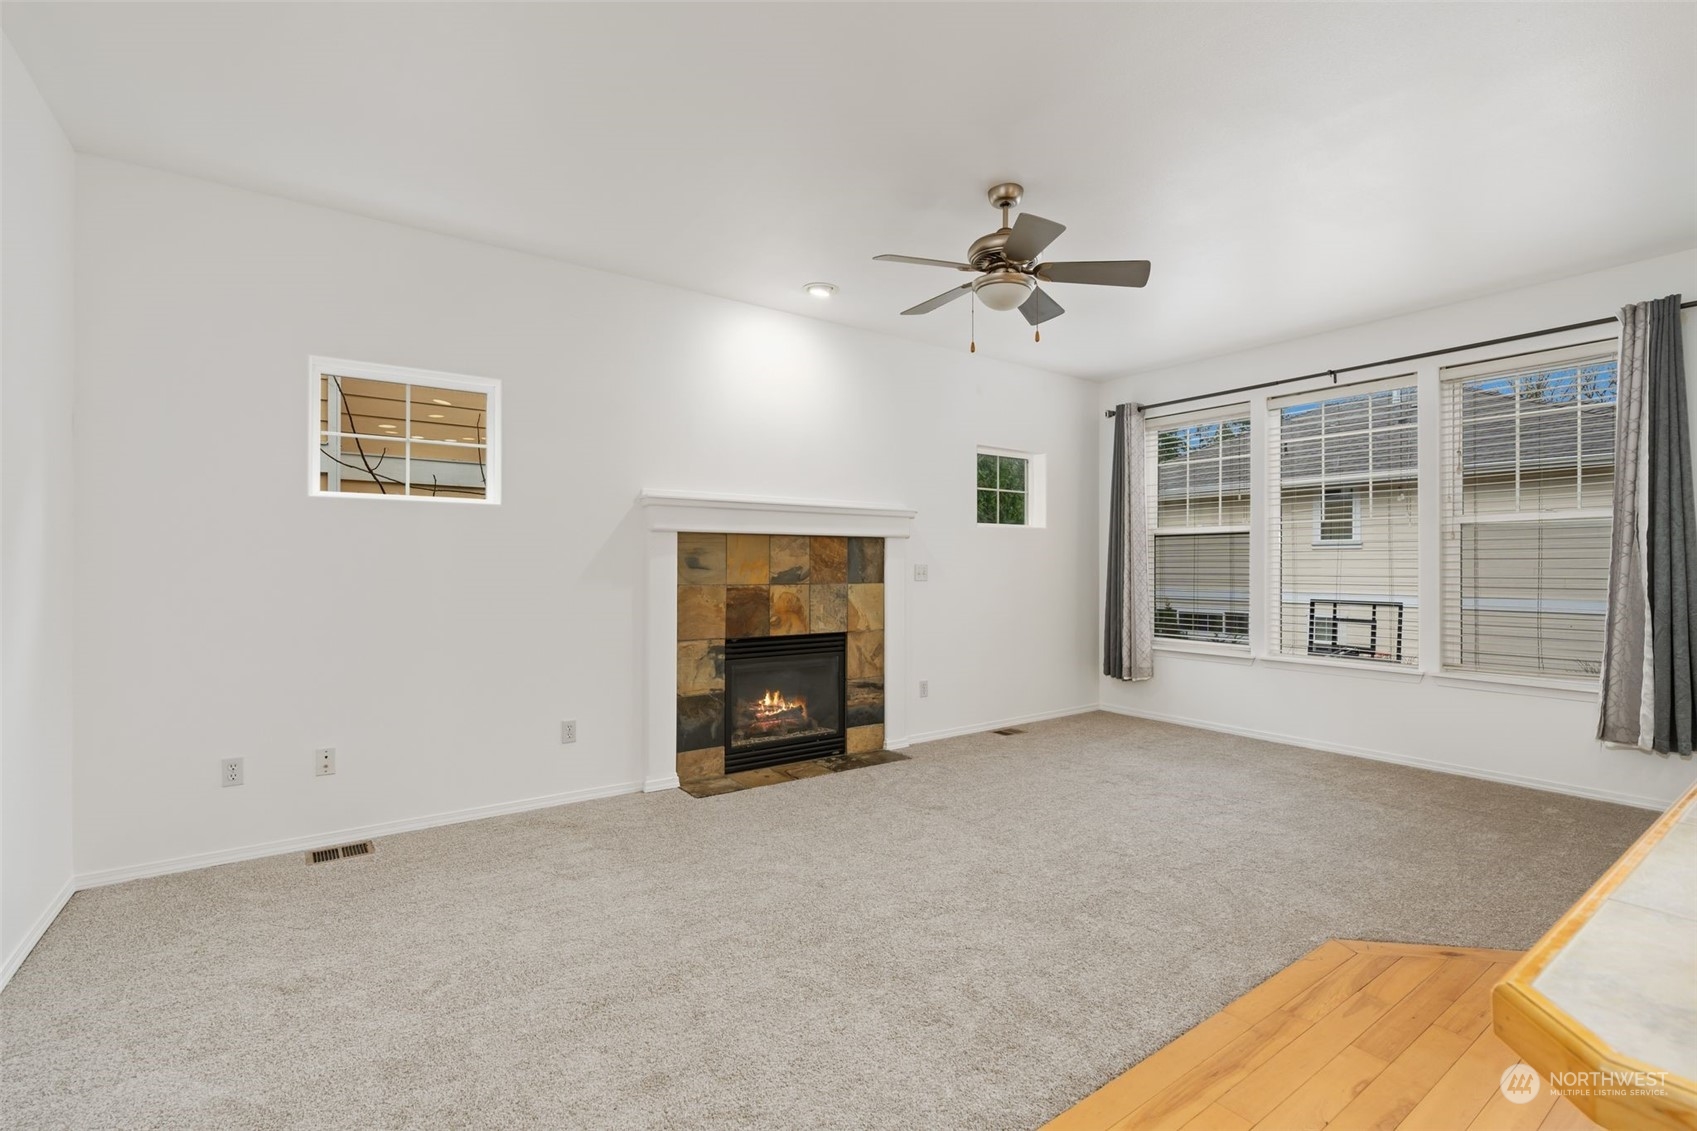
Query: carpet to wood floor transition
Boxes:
[{"xmin": 1044, "ymin": 938, "xmax": 1600, "ymax": 1131}]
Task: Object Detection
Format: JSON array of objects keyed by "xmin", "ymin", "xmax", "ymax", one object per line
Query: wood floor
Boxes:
[{"xmin": 1043, "ymin": 939, "xmax": 1600, "ymax": 1131}]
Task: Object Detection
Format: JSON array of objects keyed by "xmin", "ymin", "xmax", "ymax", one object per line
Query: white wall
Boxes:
[
  {"xmin": 1101, "ymin": 250, "xmax": 1697, "ymax": 810},
  {"xmin": 72, "ymin": 158, "xmax": 1101, "ymax": 880},
  {"xmin": 1, "ymin": 39, "xmax": 77, "ymax": 980}
]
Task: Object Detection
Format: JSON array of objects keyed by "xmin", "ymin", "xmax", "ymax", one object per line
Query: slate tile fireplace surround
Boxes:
[{"xmin": 676, "ymin": 533, "xmax": 885, "ymax": 782}]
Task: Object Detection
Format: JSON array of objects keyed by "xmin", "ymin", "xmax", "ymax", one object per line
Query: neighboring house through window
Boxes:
[
  {"xmin": 1441, "ymin": 343, "xmax": 1616, "ymax": 678},
  {"xmin": 1149, "ymin": 411, "xmax": 1251, "ymax": 646},
  {"xmin": 1270, "ymin": 378, "xmax": 1419, "ymax": 664}
]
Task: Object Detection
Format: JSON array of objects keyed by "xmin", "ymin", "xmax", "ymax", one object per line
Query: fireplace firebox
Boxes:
[{"xmin": 723, "ymin": 633, "xmax": 847, "ymax": 772}]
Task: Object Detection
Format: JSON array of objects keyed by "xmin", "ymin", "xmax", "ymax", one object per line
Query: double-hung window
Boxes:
[
  {"xmin": 1441, "ymin": 344, "xmax": 1617, "ymax": 679},
  {"xmin": 1268, "ymin": 378, "xmax": 1419, "ymax": 665},
  {"xmin": 1149, "ymin": 411, "xmax": 1251, "ymax": 647}
]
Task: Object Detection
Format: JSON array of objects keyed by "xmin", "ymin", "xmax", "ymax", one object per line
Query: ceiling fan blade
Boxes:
[
  {"xmin": 1035, "ymin": 260, "xmax": 1152, "ymax": 288},
  {"xmin": 1018, "ymin": 286, "xmax": 1065, "ymax": 326},
  {"xmin": 1002, "ymin": 213, "xmax": 1066, "ymax": 262},
  {"xmin": 901, "ymin": 284, "xmax": 972, "ymax": 316},
  {"xmin": 874, "ymin": 254, "xmax": 975, "ymax": 271}
]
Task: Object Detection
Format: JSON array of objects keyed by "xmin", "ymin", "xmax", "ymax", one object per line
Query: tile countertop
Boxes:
[
  {"xmin": 1533, "ymin": 800, "xmax": 1697, "ymax": 1080},
  {"xmin": 1494, "ymin": 780, "xmax": 1697, "ymax": 1131}
]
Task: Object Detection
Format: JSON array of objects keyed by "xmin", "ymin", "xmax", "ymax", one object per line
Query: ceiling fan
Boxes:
[{"xmin": 874, "ymin": 183, "xmax": 1151, "ymax": 332}]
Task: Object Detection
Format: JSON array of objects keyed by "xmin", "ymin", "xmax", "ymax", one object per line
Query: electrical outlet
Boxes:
[
  {"xmin": 561, "ymin": 720, "xmax": 578, "ymax": 744},
  {"xmin": 914, "ymin": 563, "xmax": 929, "ymax": 582},
  {"xmin": 314, "ymin": 747, "xmax": 336, "ymax": 776},
  {"xmin": 221, "ymin": 758, "xmax": 244, "ymax": 787},
  {"xmin": 918, "ymin": 680, "xmax": 929, "ymax": 698}
]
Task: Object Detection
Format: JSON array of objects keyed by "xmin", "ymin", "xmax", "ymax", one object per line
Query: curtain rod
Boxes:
[{"xmin": 1104, "ymin": 298, "xmax": 1697, "ymax": 417}]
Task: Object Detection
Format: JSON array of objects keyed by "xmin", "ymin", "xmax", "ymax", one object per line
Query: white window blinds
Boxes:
[
  {"xmin": 1148, "ymin": 412, "xmax": 1251, "ymax": 646},
  {"xmin": 1269, "ymin": 379, "xmax": 1419, "ymax": 665},
  {"xmin": 1441, "ymin": 345, "xmax": 1617, "ymax": 678}
]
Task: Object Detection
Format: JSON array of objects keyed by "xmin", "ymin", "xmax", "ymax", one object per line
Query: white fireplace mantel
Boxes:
[{"xmin": 639, "ymin": 489, "xmax": 916, "ymax": 791}]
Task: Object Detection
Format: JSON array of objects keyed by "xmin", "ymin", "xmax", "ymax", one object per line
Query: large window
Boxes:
[
  {"xmin": 1149, "ymin": 412, "xmax": 1251, "ymax": 646},
  {"xmin": 1269, "ymin": 379, "xmax": 1419, "ymax": 665},
  {"xmin": 1441, "ymin": 344, "xmax": 1617, "ymax": 678},
  {"xmin": 313, "ymin": 357, "xmax": 500, "ymax": 503}
]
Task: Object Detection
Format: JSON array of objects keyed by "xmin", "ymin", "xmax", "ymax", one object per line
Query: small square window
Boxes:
[
  {"xmin": 1314, "ymin": 486, "xmax": 1359, "ymax": 545},
  {"xmin": 976, "ymin": 449, "xmax": 1044, "ymax": 527},
  {"xmin": 312, "ymin": 358, "xmax": 500, "ymax": 503}
]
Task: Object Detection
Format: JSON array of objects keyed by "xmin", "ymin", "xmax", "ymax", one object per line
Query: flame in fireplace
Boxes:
[{"xmin": 753, "ymin": 690, "xmax": 807, "ymax": 719}]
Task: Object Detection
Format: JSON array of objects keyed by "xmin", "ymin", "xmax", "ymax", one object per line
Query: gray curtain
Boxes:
[
  {"xmin": 1104, "ymin": 403, "xmax": 1153, "ymax": 681},
  {"xmin": 1599, "ymin": 294, "xmax": 1695, "ymax": 755}
]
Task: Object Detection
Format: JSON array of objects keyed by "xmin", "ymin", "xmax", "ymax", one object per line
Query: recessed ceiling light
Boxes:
[
  {"xmin": 428, "ymin": 413, "xmax": 445, "ymax": 419},
  {"xmin": 804, "ymin": 282, "xmax": 837, "ymax": 299},
  {"xmin": 431, "ymin": 398, "xmax": 452, "ymax": 406},
  {"xmin": 411, "ymin": 435, "xmax": 424, "ymax": 440},
  {"xmin": 378, "ymin": 423, "xmax": 398, "ymax": 430},
  {"xmin": 461, "ymin": 437, "xmax": 477, "ymax": 442}
]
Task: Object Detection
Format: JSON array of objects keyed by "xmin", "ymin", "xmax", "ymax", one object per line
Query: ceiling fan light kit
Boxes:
[
  {"xmin": 874, "ymin": 182, "xmax": 1151, "ymax": 347},
  {"xmin": 972, "ymin": 270, "xmax": 1032, "ymax": 311}
]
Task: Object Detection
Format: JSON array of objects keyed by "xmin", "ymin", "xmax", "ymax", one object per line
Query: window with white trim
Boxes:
[
  {"xmin": 313, "ymin": 357, "xmax": 500, "ymax": 503},
  {"xmin": 976, "ymin": 448, "xmax": 1047, "ymax": 527},
  {"xmin": 1314, "ymin": 486, "xmax": 1361, "ymax": 546},
  {"xmin": 1149, "ymin": 411, "xmax": 1251, "ymax": 646},
  {"xmin": 1269, "ymin": 378, "xmax": 1419, "ymax": 665},
  {"xmin": 1441, "ymin": 343, "xmax": 1616, "ymax": 678}
]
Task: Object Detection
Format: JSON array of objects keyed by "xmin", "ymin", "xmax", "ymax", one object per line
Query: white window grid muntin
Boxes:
[
  {"xmin": 1266, "ymin": 374, "xmax": 1420, "ymax": 665},
  {"xmin": 311, "ymin": 356, "xmax": 502, "ymax": 504},
  {"xmin": 1146, "ymin": 405, "xmax": 1252, "ymax": 648},
  {"xmin": 1439, "ymin": 342, "xmax": 1617, "ymax": 678},
  {"xmin": 977, "ymin": 446, "xmax": 1046, "ymax": 527}
]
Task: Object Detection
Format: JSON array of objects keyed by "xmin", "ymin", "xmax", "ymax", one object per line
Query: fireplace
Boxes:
[
  {"xmin": 723, "ymin": 633, "xmax": 847, "ymax": 772},
  {"xmin": 670, "ymin": 531, "xmax": 889, "ymax": 785}
]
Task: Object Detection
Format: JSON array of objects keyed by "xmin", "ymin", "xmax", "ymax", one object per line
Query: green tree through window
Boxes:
[{"xmin": 977, "ymin": 453, "xmax": 1029, "ymax": 525}]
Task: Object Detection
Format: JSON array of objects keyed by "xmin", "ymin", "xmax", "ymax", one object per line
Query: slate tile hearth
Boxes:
[
  {"xmin": 676, "ymin": 533, "xmax": 887, "ymax": 789},
  {"xmin": 677, "ymin": 747, "xmax": 909, "ymax": 798}
]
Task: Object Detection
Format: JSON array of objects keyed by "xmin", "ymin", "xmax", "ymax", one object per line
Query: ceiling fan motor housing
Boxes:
[{"xmin": 969, "ymin": 229, "xmax": 1016, "ymax": 269}]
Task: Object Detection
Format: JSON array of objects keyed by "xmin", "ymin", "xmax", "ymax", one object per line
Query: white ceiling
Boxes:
[{"xmin": 6, "ymin": 3, "xmax": 1694, "ymax": 379}]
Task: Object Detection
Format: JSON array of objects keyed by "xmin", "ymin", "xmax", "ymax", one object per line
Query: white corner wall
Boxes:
[
  {"xmin": 1, "ymin": 38, "xmax": 77, "ymax": 982},
  {"xmin": 1100, "ymin": 249, "xmax": 1697, "ymax": 810},
  {"xmin": 72, "ymin": 157, "xmax": 1101, "ymax": 881}
]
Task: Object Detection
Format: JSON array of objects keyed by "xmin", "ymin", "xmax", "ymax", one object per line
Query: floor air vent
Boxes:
[
  {"xmin": 306, "ymin": 840, "xmax": 376, "ymax": 865},
  {"xmin": 992, "ymin": 727, "xmax": 1027, "ymax": 736}
]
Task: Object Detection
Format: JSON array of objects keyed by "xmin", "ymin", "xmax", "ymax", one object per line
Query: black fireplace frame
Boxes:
[{"xmin": 722, "ymin": 632, "xmax": 847, "ymax": 772}]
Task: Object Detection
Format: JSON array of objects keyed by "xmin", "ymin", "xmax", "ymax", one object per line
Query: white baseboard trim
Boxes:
[
  {"xmin": 643, "ymin": 774, "xmax": 680, "ymax": 793},
  {"xmin": 897, "ymin": 704, "xmax": 1100, "ymax": 748},
  {"xmin": 75, "ymin": 779, "xmax": 645, "ymax": 890},
  {"xmin": 1098, "ymin": 703, "xmax": 1671, "ymax": 811},
  {"xmin": 1, "ymin": 874, "xmax": 75, "ymax": 990}
]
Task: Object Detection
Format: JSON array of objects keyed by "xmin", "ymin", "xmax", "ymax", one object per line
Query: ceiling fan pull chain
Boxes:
[{"xmin": 970, "ymin": 292, "xmax": 976, "ymax": 353}]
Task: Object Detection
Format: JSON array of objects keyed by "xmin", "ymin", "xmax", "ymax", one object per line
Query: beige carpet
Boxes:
[{"xmin": 0, "ymin": 713, "xmax": 1655, "ymax": 1130}]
